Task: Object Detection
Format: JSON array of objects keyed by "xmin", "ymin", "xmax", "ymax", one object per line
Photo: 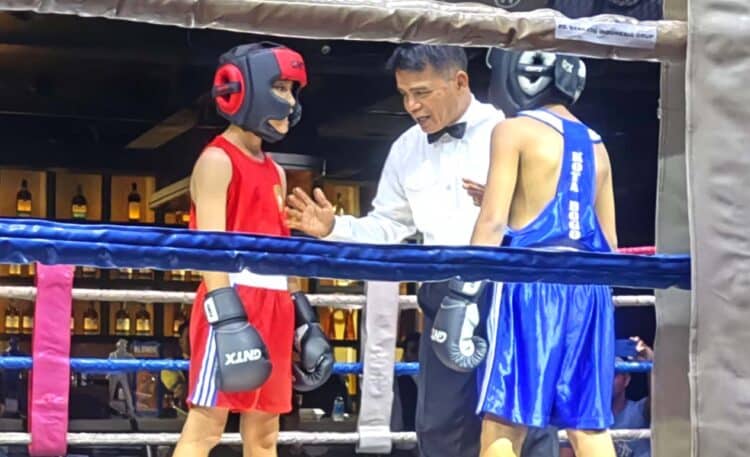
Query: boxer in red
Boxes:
[{"xmin": 173, "ymin": 42, "xmax": 333, "ymax": 457}]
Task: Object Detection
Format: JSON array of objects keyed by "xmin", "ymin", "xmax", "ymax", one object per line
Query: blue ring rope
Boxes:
[
  {"xmin": 0, "ymin": 219, "xmax": 690, "ymax": 289},
  {"xmin": 0, "ymin": 357, "xmax": 652, "ymax": 375}
]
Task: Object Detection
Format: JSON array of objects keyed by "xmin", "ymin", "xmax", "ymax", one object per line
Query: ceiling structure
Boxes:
[{"xmin": 0, "ymin": 10, "xmax": 661, "ymax": 246}]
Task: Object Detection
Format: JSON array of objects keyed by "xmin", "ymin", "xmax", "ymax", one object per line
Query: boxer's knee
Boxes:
[
  {"xmin": 174, "ymin": 406, "xmax": 228, "ymax": 456},
  {"xmin": 481, "ymin": 416, "xmax": 527, "ymax": 457},
  {"xmin": 566, "ymin": 428, "xmax": 615, "ymax": 457},
  {"xmin": 240, "ymin": 411, "xmax": 280, "ymax": 455}
]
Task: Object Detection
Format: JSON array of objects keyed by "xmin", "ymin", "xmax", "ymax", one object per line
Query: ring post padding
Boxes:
[
  {"xmin": 652, "ymin": 0, "xmax": 691, "ymax": 452},
  {"xmin": 356, "ymin": 281, "xmax": 399, "ymax": 454},
  {"xmin": 687, "ymin": 0, "xmax": 750, "ymax": 454},
  {"xmin": 28, "ymin": 263, "xmax": 74, "ymax": 456}
]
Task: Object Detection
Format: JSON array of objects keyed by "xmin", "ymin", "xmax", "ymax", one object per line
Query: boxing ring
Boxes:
[
  {"xmin": 0, "ymin": 219, "xmax": 682, "ymax": 455},
  {"xmin": 0, "ymin": 0, "xmax": 742, "ymax": 456}
]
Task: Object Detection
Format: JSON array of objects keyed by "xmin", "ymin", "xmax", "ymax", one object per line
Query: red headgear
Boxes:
[{"xmin": 212, "ymin": 42, "xmax": 308, "ymax": 143}]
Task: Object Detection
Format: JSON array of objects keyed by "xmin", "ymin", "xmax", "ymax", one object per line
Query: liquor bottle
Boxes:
[
  {"xmin": 135, "ymin": 266, "xmax": 152, "ymax": 280},
  {"xmin": 4, "ymin": 302, "xmax": 20, "ymax": 334},
  {"xmin": 172, "ymin": 305, "xmax": 186, "ymax": 335},
  {"xmin": 8, "ymin": 263, "xmax": 21, "ymax": 276},
  {"xmin": 176, "ymin": 210, "xmax": 191, "ymax": 226},
  {"xmin": 344, "ymin": 310, "xmax": 357, "ymax": 340},
  {"xmin": 333, "ymin": 193, "xmax": 346, "ymax": 216},
  {"xmin": 127, "ymin": 182, "xmax": 141, "ymax": 222},
  {"xmin": 119, "ymin": 266, "xmax": 133, "ymax": 280},
  {"xmin": 70, "ymin": 186, "xmax": 98, "ymax": 277},
  {"xmin": 70, "ymin": 307, "xmax": 75, "ymax": 333},
  {"xmin": 135, "ymin": 304, "xmax": 152, "ymax": 336},
  {"xmin": 83, "ymin": 303, "xmax": 100, "ymax": 335},
  {"xmin": 332, "ymin": 193, "xmax": 353, "ymax": 287},
  {"xmin": 121, "ymin": 183, "xmax": 143, "ymax": 277},
  {"xmin": 114, "ymin": 303, "xmax": 131, "ymax": 335},
  {"xmin": 15, "ymin": 179, "xmax": 32, "ymax": 217},
  {"xmin": 326, "ymin": 309, "xmax": 339, "ymax": 340},
  {"xmin": 80, "ymin": 264, "xmax": 98, "ymax": 279},
  {"xmin": 21, "ymin": 305, "xmax": 33, "ymax": 335},
  {"xmin": 170, "ymin": 269, "xmax": 186, "ymax": 281},
  {"xmin": 71, "ymin": 185, "xmax": 88, "ymax": 219},
  {"xmin": 188, "ymin": 271, "xmax": 202, "ymax": 282},
  {"xmin": 8, "ymin": 180, "xmax": 32, "ymax": 276}
]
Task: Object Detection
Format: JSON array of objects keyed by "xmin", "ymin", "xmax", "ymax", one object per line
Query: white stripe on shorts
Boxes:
[
  {"xmin": 477, "ymin": 282, "xmax": 503, "ymax": 414},
  {"xmin": 190, "ymin": 326, "xmax": 218, "ymax": 407}
]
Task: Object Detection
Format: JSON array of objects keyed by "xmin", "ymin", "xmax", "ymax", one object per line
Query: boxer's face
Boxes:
[
  {"xmin": 267, "ymin": 79, "xmax": 296, "ymax": 134},
  {"xmin": 395, "ymin": 64, "xmax": 469, "ymax": 134}
]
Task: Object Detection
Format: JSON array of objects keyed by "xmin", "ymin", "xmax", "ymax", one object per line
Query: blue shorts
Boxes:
[{"xmin": 476, "ymin": 281, "xmax": 615, "ymax": 430}]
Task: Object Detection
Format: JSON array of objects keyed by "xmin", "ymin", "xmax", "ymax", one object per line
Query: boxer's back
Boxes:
[{"xmin": 503, "ymin": 107, "xmax": 614, "ymax": 252}]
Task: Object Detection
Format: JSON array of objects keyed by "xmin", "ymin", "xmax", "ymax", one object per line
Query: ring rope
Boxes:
[
  {"xmin": 0, "ymin": 0, "xmax": 687, "ymax": 62},
  {"xmin": 0, "ymin": 286, "xmax": 655, "ymax": 308},
  {"xmin": 0, "ymin": 429, "xmax": 651, "ymax": 445},
  {"xmin": 0, "ymin": 357, "xmax": 652, "ymax": 374},
  {"xmin": 0, "ymin": 220, "xmax": 689, "ymax": 289},
  {"xmin": 617, "ymin": 246, "xmax": 656, "ymax": 255}
]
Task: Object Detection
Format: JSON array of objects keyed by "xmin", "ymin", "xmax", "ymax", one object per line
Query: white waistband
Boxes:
[{"xmin": 228, "ymin": 269, "xmax": 288, "ymax": 291}]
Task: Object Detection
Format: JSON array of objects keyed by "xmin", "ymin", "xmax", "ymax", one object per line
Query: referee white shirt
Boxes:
[{"xmin": 325, "ymin": 94, "xmax": 505, "ymax": 246}]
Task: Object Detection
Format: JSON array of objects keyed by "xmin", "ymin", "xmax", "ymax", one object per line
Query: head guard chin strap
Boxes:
[
  {"xmin": 212, "ymin": 42, "xmax": 308, "ymax": 143},
  {"xmin": 486, "ymin": 48, "xmax": 586, "ymax": 117}
]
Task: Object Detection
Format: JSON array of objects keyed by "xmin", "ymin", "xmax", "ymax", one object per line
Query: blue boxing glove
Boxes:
[
  {"xmin": 291, "ymin": 292, "xmax": 334, "ymax": 392},
  {"xmin": 204, "ymin": 287, "xmax": 272, "ymax": 392},
  {"xmin": 430, "ymin": 278, "xmax": 488, "ymax": 372}
]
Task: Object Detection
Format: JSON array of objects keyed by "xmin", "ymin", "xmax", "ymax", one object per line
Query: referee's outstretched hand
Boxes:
[{"xmin": 286, "ymin": 187, "xmax": 336, "ymax": 238}]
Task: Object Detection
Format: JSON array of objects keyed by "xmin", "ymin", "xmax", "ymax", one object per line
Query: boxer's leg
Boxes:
[
  {"xmin": 480, "ymin": 416, "xmax": 527, "ymax": 457},
  {"xmin": 566, "ymin": 430, "xmax": 615, "ymax": 457},
  {"xmin": 173, "ymin": 406, "xmax": 229, "ymax": 457},
  {"xmin": 240, "ymin": 411, "xmax": 280, "ymax": 457}
]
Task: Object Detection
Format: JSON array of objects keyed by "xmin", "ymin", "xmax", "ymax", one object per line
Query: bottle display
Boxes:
[
  {"xmin": 83, "ymin": 303, "xmax": 100, "ymax": 335},
  {"xmin": 71, "ymin": 185, "xmax": 88, "ymax": 219}
]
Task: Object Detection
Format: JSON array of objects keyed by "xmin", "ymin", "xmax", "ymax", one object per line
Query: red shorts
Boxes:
[{"xmin": 187, "ymin": 278, "xmax": 294, "ymax": 414}]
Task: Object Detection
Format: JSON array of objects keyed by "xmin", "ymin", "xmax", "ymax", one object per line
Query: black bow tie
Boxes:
[{"xmin": 427, "ymin": 122, "xmax": 467, "ymax": 144}]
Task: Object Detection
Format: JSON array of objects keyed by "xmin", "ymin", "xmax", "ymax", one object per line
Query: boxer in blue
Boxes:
[{"xmin": 430, "ymin": 49, "xmax": 618, "ymax": 457}]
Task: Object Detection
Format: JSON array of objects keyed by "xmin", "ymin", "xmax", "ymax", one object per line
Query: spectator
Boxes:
[{"xmin": 561, "ymin": 337, "xmax": 653, "ymax": 457}]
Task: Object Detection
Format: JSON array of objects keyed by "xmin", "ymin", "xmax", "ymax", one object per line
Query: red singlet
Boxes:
[{"xmin": 186, "ymin": 135, "xmax": 293, "ymax": 413}]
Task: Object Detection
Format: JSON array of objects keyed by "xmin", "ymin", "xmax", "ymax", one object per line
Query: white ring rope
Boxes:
[
  {"xmin": 0, "ymin": 429, "xmax": 650, "ymax": 445},
  {"xmin": 0, "ymin": 286, "xmax": 654, "ymax": 308}
]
